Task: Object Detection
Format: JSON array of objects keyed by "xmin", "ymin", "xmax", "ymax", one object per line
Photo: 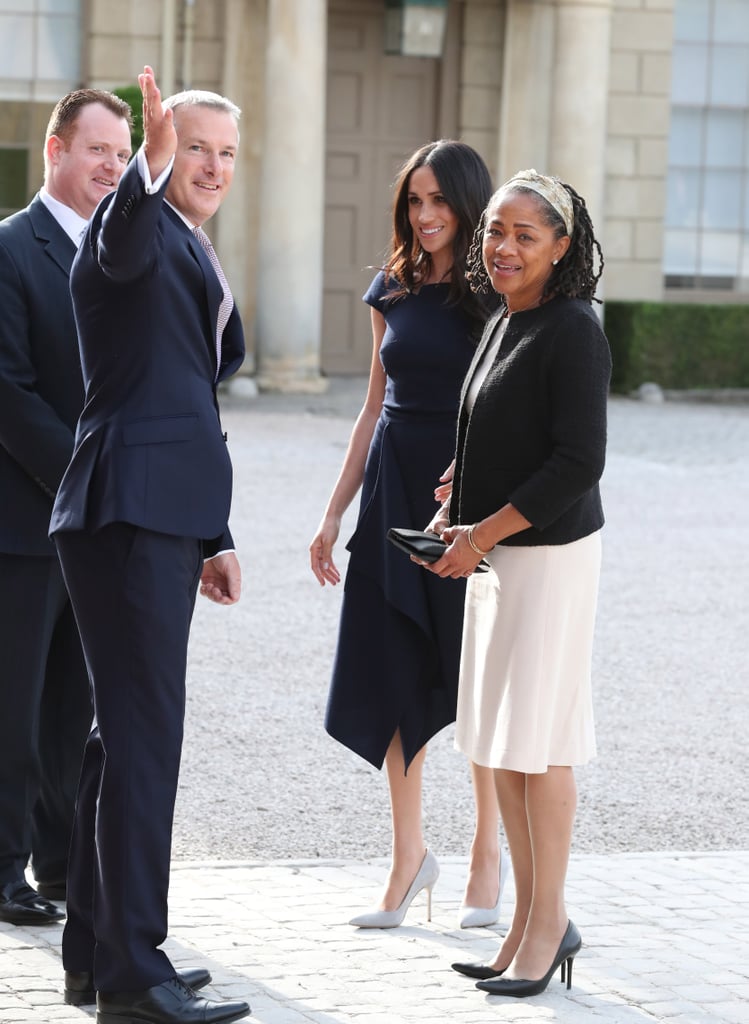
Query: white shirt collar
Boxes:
[
  {"xmin": 165, "ymin": 200, "xmax": 197, "ymax": 232},
  {"xmin": 38, "ymin": 187, "xmax": 89, "ymax": 246}
]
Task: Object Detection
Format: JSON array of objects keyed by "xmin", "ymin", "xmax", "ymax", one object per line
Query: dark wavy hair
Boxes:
[
  {"xmin": 381, "ymin": 139, "xmax": 499, "ymax": 334},
  {"xmin": 466, "ymin": 179, "xmax": 604, "ymax": 305}
]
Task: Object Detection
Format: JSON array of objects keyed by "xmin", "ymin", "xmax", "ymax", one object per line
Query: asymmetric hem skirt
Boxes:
[
  {"xmin": 455, "ymin": 532, "xmax": 601, "ymax": 773},
  {"xmin": 325, "ymin": 414, "xmax": 466, "ymax": 771}
]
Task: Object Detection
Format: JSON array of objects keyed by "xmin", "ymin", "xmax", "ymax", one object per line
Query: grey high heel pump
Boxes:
[
  {"xmin": 349, "ymin": 849, "xmax": 439, "ymax": 928},
  {"xmin": 458, "ymin": 846, "xmax": 509, "ymax": 929}
]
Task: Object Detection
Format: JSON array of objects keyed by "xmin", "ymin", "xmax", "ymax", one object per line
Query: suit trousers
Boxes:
[
  {"xmin": 55, "ymin": 523, "xmax": 203, "ymax": 992},
  {"xmin": 0, "ymin": 553, "xmax": 91, "ymax": 885}
]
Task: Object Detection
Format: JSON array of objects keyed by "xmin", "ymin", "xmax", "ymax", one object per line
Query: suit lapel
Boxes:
[
  {"xmin": 163, "ymin": 206, "xmax": 244, "ymax": 381},
  {"xmin": 27, "ymin": 195, "xmax": 76, "ymax": 276},
  {"xmin": 164, "ymin": 206, "xmax": 213, "ymax": 287},
  {"xmin": 165, "ymin": 206, "xmax": 223, "ymax": 320},
  {"xmin": 167, "ymin": 208, "xmax": 226, "ymax": 375},
  {"xmin": 189, "ymin": 233, "xmax": 223, "ymax": 309}
]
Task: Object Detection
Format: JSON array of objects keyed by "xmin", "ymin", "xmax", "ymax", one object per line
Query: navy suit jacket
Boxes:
[
  {"xmin": 0, "ymin": 196, "xmax": 84, "ymax": 556},
  {"xmin": 50, "ymin": 157, "xmax": 245, "ymax": 555}
]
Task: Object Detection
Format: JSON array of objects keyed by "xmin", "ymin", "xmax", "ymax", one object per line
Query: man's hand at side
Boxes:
[{"xmin": 200, "ymin": 551, "xmax": 241, "ymax": 605}]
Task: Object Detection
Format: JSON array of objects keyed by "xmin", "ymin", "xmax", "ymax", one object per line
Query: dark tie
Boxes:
[{"xmin": 192, "ymin": 226, "xmax": 234, "ymax": 378}]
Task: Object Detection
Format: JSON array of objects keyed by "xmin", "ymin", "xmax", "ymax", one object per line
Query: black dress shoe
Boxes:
[
  {"xmin": 451, "ymin": 960, "xmax": 505, "ymax": 980},
  {"xmin": 65, "ymin": 967, "xmax": 212, "ymax": 1006},
  {"xmin": 36, "ymin": 880, "xmax": 67, "ymax": 901},
  {"xmin": 476, "ymin": 919, "xmax": 582, "ymax": 998},
  {"xmin": 96, "ymin": 977, "xmax": 250, "ymax": 1024},
  {"xmin": 0, "ymin": 880, "xmax": 65, "ymax": 925}
]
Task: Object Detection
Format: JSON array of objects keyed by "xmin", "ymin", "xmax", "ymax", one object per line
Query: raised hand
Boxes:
[{"xmin": 137, "ymin": 65, "xmax": 177, "ymax": 181}]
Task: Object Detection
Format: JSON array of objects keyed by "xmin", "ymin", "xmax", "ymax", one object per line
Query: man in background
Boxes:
[{"xmin": 0, "ymin": 89, "xmax": 132, "ymax": 926}]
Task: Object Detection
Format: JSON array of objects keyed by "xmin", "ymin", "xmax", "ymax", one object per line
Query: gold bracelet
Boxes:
[{"xmin": 467, "ymin": 524, "xmax": 491, "ymax": 556}]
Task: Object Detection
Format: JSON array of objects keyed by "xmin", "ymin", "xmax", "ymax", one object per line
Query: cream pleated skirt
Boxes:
[{"xmin": 455, "ymin": 532, "xmax": 601, "ymax": 774}]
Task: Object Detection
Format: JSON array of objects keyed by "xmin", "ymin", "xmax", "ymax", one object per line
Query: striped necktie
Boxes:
[{"xmin": 192, "ymin": 226, "xmax": 233, "ymax": 379}]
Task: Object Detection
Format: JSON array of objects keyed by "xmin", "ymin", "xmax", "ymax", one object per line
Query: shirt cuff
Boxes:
[
  {"xmin": 204, "ymin": 549, "xmax": 235, "ymax": 561},
  {"xmin": 136, "ymin": 147, "xmax": 174, "ymax": 194}
]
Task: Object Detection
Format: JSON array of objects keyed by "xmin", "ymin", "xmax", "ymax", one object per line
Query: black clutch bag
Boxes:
[{"xmin": 386, "ymin": 528, "xmax": 489, "ymax": 572}]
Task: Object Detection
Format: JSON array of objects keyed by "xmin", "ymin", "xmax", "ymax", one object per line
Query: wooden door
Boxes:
[{"xmin": 322, "ymin": 0, "xmax": 442, "ymax": 374}]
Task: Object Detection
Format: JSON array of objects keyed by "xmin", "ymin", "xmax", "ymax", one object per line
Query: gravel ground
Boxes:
[{"xmin": 172, "ymin": 381, "xmax": 749, "ymax": 861}]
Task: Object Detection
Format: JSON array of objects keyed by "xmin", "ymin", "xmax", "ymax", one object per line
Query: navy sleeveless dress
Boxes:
[{"xmin": 325, "ymin": 271, "xmax": 477, "ymax": 770}]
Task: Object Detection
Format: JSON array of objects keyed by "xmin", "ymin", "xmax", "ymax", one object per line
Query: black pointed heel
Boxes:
[
  {"xmin": 475, "ymin": 920, "xmax": 582, "ymax": 998},
  {"xmin": 451, "ymin": 961, "xmax": 505, "ymax": 980}
]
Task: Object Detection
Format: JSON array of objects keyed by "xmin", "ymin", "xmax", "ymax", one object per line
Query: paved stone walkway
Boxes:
[
  {"xmin": 2, "ymin": 850, "xmax": 748, "ymax": 1023},
  {"xmin": 3, "ymin": 388, "xmax": 747, "ymax": 1022}
]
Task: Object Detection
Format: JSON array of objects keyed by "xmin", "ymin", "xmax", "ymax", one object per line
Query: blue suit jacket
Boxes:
[
  {"xmin": 0, "ymin": 196, "xmax": 83, "ymax": 555},
  {"xmin": 50, "ymin": 158, "xmax": 245, "ymax": 554}
]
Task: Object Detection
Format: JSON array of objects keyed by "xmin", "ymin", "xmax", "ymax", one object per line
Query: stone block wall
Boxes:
[
  {"xmin": 604, "ymin": 0, "xmax": 675, "ymax": 300},
  {"xmin": 458, "ymin": 0, "xmax": 505, "ymax": 184},
  {"xmin": 84, "ymin": 0, "xmax": 229, "ymax": 93}
]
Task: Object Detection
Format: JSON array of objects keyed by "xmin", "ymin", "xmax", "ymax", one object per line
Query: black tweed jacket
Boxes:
[{"xmin": 450, "ymin": 296, "xmax": 612, "ymax": 547}]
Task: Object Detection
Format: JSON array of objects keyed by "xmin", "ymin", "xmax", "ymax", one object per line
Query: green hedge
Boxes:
[
  {"xmin": 603, "ymin": 301, "xmax": 749, "ymax": 394},
  {"xmin": 112, "ymin": 85, "xmax": 144, "ymax": 152}
]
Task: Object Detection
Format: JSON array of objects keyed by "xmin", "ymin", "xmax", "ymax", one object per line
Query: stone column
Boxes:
[
  {"xmin": 255, "ymin": 0, "xmax": 327, "ymax": 392},
  {"xmin": 548, "ymin": 0, "xmax": 613, "ymax": 235},
  {"xmin": 160, "ymin": 0, "xmax": 177, "ymax": 97},
  {"xmin": 496, "ymin": 0, "xmax": 612, "ymax": 229},
  {"xmin": 218, "ymin": 0, "xmax": 266, "ymax": 381},
  {"xmin": 497, "ymin": 0, "xmax": 556, "ymax": 184}
]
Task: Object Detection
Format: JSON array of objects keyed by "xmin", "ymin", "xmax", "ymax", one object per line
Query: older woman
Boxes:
[{"xmin": 425, "ymin": 169, "xmax": 611, "ymax": 997}]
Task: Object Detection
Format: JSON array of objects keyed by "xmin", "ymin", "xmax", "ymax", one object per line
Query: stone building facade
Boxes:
[{"xmin": 1, "ymin": 0, "xmax": 746, "ymax": 388}]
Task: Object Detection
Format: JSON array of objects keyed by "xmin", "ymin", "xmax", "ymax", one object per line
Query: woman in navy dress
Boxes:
[{"xmin": 310, "ymin": 141, "xmax": 507, "ymax": 928}]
